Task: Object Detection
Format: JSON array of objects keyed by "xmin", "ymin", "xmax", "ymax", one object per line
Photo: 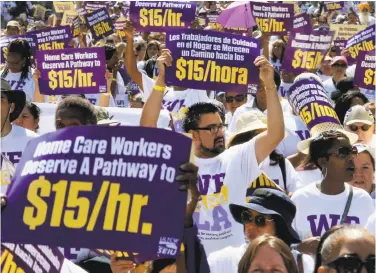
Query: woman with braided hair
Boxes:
[{"xmin": 1, "ymin": 39, "xmax": 35, "ymax": 101}]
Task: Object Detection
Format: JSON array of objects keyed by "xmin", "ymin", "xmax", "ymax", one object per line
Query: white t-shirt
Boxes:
[
  {"xmin": 208, "ymin": 243, "xmax": 315, "ymax": 273},
  {"xmin": 85, "ymin": 94, "xmax": 116, "ymax": 107},
  {"xmin": 261, "ymin": 158, "xmax": 299, "ymax": 193},
  {"xmin": 317, "ymin": 72, "xmax": 332, "ymax": 82},
  {"xmin": 292, "ymin": 182, "xmax": 374, "ymax": 239},
  {"xmin": 322, "ymin": 78, "xmax": 336, "ymax": 98},
  {"xmin": 1, "ymin": 71, "xmax": 35, "ymax": 101},
  {"xmin": 365, "ymin": 212, "xmax": 376, "ymax": 235},
  {"xmin": 1, "ymin": 125, "xmax": 39, "ymax": 194},
  {"xmin": 194, "ymin": 138, "xmax": 264, "ymax": 256},
  {"xmin": 62, "ymin": 258, "xmax": 88, "ymax": 273},
  {"xmin": 141, "ymin": 73, "xmax": 209, "ymax": 133}
]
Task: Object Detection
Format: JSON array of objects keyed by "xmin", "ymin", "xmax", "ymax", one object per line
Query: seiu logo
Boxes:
[
  {"xmin": 198, "ymin": 173, "xmax": 225, "ymax": 195},
  {"xmin": 158, "ymin": 237, "xmax": 179, "ymax": 256},
  {"xmin": 307, "ymin": 214, "xmax": 360, "ymax": 236}
]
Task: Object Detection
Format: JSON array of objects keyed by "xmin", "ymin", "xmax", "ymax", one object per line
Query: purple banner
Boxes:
[
  {"xmin": 84, "ymin": 1, "xmax": 109, "ymax": 12},
  {"xmin": 1, "ymin": 243, "xmax": 64, "ymax": 273},
  {"xmin": 354, "ymin": 50, "xmax": 375, "ymax": 90},
  {"xmin": 29, "ymin": 26, "xmax": 73, "ymax": 51},
  {"xmin": 281, "ymin": 29, "xmax": 334, "ymax": 73},
  {"xmin": 130, "ymin": 1, "xmax": 196, "ymax": 32},
  {"xmin": 287, "ymin": 79, "xmax": 340, "ymax": 130},
  {"xmin": 0, "ymin": 35, "xmax": 38, "ymax": 65},
  {"xmin": 334, "ymin": 39, "xmax": 346, "ymax": 56},
  {"xmin": 165, "ymin": 29, "xmax": 260, "ymax": 93},
  {"xmin": 323, "ymin": 1, "xmax": 345, "ymax": 12},
  {"xmin": 250, "ymin": 2, "xmax": 294, "ymax": 35},
  {"xmin": 84, "ymin": 8, "xmax": 115, "ymax": 42},
  {"xmin": 293, "ymin": 13, "xmax": 312, "ymax": 32},
  {"xmin": 2, "ymin": 126, "xmax": 191, "ymax": 263},
  {"xmin": 345, "ymin": 24, "xmax": 375, "ymax": 65},
  {"xmin": 36, "ymin": 47, "xmax": 106, "ymax": 95}
]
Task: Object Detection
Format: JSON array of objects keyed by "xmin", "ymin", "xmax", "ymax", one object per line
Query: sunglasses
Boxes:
[
  {"xmin": 327, "ymin": 255, "xmax": 375, "ymax": 273},
  {"xmin": 332, "ymin": 63, "xmax": 347, "ymax": 68},
  {"xmin": 225, "ymin": 95, "xmax": 246, "ymax": 103},
  {"xmin": 327, "ymin": 146, "xmax": 358, "ymax": 159},
  {"xmin": 349, "ymin": 124, "xmax": 371, "ymax": 132},
  {"xmin": 240, "ymin": 211, "xmax": 273, "ymax": 227}
]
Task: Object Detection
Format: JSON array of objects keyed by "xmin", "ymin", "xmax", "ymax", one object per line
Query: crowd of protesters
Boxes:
[{"xmin": 1, "ymin": 1, "xmax": 375, "ymax": 273}]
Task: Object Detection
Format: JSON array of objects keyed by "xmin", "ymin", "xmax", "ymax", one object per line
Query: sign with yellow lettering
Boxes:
[
  {"xmin": 130, "ymin": 1, "xmax": 196, "ymax": 31},
  {"xmin": 84, "ymin": 8, "xmax": 115, "ymax": 42},
  {"xmin": 2, "ymin": 126, "xmax": 192, "ymax": 262},
  {"xmin": 0, "ymin": 34, "xmax": 38, "ymax": 65},
  {"xmin": 166, "ymin": 29, "xmax": 260, "ymax": 93},
  {"xmin": 61, "ymin": 11, "xmax": 78, "ymax": 26},
  {"xmin": 36, "ymin": 47, "xmax": 107, "ymax": 95},
  {"xmin": 281, "ymin": 28, "xmax": 334, "ymax": 73},
  {"xmin": 29, "ymin": 26, "xmax": 72, "ymax": 51},
  {"xmin": 330, "ymin": 24, "xmax": 367, "ymax": 40},
  {"xmin": 34, "ymin": 4, "xmax": 47, "ymax": 20},
  {"xmin": 1, "ymin": 243, "xmax": 64, "ymax": 273},
  {"xmin": 54, "ymin": 1, "xmax": 75, "ymax": 13},
  {"xmin": 354, "ymin": 50, "xmax": 376, "ymax": 90},
  {"xmin": 345, "ymin": 24, "xmax": 375, "ymax": 65}
]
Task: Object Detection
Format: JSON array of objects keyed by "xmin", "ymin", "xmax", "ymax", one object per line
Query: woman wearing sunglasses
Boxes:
[
  {"xmin": 224, "ymin": 92, "xmax": 247, "ymax": 126},
  {"xmin": 315, "ymin": 225, "xmax": 375, "ymax": 273},
  {"xmin": 344, "ymin": 105, "xmax": 375, "ymax": 146},
  {"xmin": 208, "ymin": 188, "xmax": 314, "ymax": 273},
  {"xmin": 291, "ymin": 130, "xmax": 374, "ymax": 245}
]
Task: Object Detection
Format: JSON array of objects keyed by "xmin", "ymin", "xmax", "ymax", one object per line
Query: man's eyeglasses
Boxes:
[
  {"xmin": 332, "ymin": 63, "xmax": 347, "ymax": 68},
  {"xmin": 240, "ymin": 211, "xmax": 273, "ymax": 227},
  {"xmin": 326, "ymin": 146, "xmax": 358, "ymax": 159},
  {"xmin": 349, "ymin": 124, "xmax": 371, "ymax": 132},
  {"xmin": 225, "ymin": 94, "xmax": 246, "ymax": 103},
  {"xmin": 195, "ymin": 124, "xmax": 226, "ymax": 134},
  {"xmin": 327, "ymin": 254, "xmax": 375, "ymax": 273}
]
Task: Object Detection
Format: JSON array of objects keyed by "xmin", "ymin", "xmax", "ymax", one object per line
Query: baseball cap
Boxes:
[
  {"xmin": 6, "ymin": 21, "xmax": 20, "ymax": 29},
  {"xmin": 344, "ymin": 105, "xmax": 375, "ymax": 126},
  {"xmin": 331, "ymin": 56, "xmax": 348, "ymax": 66}
]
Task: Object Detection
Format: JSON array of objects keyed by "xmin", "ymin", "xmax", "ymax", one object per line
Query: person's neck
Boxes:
[
  {"xmin": 256, "ymin": 99, "xmax": 266, "ymax": 112},
  {"xmin": 320, "ymin": 176, "xmax": 346, "ymax": 195},
  {"xmin": 1, "ymin": 122, "xmax": 12, "ymax": 137},
  {"xmin": 332, "ymin": 74, "xmax": 344, "ymax": 83}
]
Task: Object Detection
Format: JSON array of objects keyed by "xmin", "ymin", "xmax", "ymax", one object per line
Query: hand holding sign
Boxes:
[{"xmin": 254, "ymin": 56, "xmax": 274, "ymax": 89}]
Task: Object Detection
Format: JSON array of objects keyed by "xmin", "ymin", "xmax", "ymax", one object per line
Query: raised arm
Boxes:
[
  {"xmin": 32, "ymin": 65, "xmax": 45, "ymax": 103},
  {"xmin": 254, "ymin": 56, "xmax": 285, "ymax": 164},
  {"xmin": 140, "ymin": 50, "xmax": 172, "ymax": 127},
  {"xmin": 124, "ymin": 22, "xmax": 143, "ymax": 91}
]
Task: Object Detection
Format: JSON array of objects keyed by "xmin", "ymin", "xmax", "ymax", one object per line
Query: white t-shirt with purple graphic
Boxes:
[
  {"xmin": 291, "ymin": 182, "xmax": 374, "ymax": 239},
  {"xmin": 1, "ymin": 71, "xmax": 35, "ymax": 102},
  {"xmin": 1, "ymin": 124, "xmax": 39, "ymax": 194},
  {"xmin": 193, "ymin": 138, "xmax": 264, "ymax": 256},
  {"xmin": 141, "ymin": 73, "xmax": 209, "ymax": 133}
]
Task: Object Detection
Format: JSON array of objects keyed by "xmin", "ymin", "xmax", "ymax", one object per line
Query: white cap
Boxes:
[{"xmin": 344, "ymin": 105, "xmax": 375, "ymax": 126}]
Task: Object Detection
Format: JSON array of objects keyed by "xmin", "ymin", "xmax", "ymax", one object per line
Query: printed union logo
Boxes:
[
  {"xmin": 157, "ymin": 237, "xmax": 179, "ymax": 257},
  {"xmin": 99, "ymin": 85, "xmax": 106, "ymax": 92}
]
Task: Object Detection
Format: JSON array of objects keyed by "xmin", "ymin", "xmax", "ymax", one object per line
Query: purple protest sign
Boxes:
[
  {"xmin": 2, "ymin": 126, "xmax": 192, "ymax": 263},
  {"xmin": 354, "ymin": 50, "xmax": 375, "ymax": 90},
  {"xmin": 287, "ymin": 79, "xmax": 340, "ymax": 130},
  {"xmin": 0, "ymin": 34, "xmax": 38, "ymax": 65},
  {"xmin": 165, "ymin": 29, "xmax": 260, "ymax": 93},
  {"xmin": 36, "ymin": 47, "xmax": 106, "ymax": 95},
  {"xmin": 130, "ymin": 1, "xmax": 196, "ymax": 32},
  {"xmin": 1, "ymin": 243, "xmax": 64, "ymax": 273},
  {"xmin": 323, "ymin": 1, "xmax": 345, "ymax": 12},
  {"xmin": 84, "ymin": 8, "xmax": 115, "ymax": 42},
  {"xmin": 84, "ymin": 1, "xmax": 109, "ymax": 12},
  {"xmin": 293, "ymin": 13, "xmax": 312, "ymax": 32},
  {"xmin": 345, "ymin": 24, "xmax": 375, "ymax": 65},
  {"xmin": 29, "ymin": 26, "xmax": 73, "ymax": 50},
  {"xmin": 333, "ymin": 39, "xmax": 346, "ymax": 56},
  {"xmin": 114, "ymin": 19, "xmax": 127, "ymax": 39},
  {"xmin": 281, "ymin": 29, "xmax": 334, "ymax": 73},
  {"xmin": 250, "ymin": 2, "xmax": 294, "ymax": 35}
]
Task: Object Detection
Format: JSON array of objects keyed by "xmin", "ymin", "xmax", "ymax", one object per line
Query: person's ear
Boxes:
[
  {"xmin": 9, "ymin": 103, "xmax": 15, "ymax": 114},
  {"xmin": 318, "ymin": 157, "xmax": 328, "ymax": 170},
  {"xmin": 189, "ymin": 129, "xmax": 198, "ymax": 141}
]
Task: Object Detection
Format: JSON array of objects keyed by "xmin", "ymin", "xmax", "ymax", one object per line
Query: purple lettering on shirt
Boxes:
[
  {"xmin": 162, "ymin": 99, "xmax": 185, "ymax": 112},
  {"xmin": 279, "ymin": 87, "xmax": 287, "ymax": 97},
  {"xmin": 193, "ymin": 212, "xmax": 210, "ymax": 231},
  {"xmin": 87, "ymin": 98, "xmax": 97, "ymax": 105},
  {"xmin": 59, "ymin": 247, "xmax": 82, "ymax": 261},
  {"xmin": 8, "ymin": 80, "xmax": 26, "ymax": 91},
  {"xmin": 211, "ymin": 205, "xmax": 232, "ymax": 231},
  {"xmin": 307, "ymin": 214, "xmax": 341, "ymax": 236},
  {"xmin": 1, "ymin": 152, "xmax": 22, "ymax": 166},
  {"xmin": 295, "ymin": 130, "xmax": 310, "ymax": 141},
  {"xmin": 198, "ymin": 173, "xmax": 225, "ymax": 195}
]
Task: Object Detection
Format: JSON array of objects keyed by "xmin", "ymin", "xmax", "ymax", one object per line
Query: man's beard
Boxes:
[{"xmin": 199, "ymin": 136, "xmax": 226, "ymax": 156}]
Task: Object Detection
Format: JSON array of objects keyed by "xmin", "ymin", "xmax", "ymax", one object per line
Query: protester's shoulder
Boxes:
[
  {"xmin": 291, "ymin": 182, "xmax": 319, "ymax": 201},
  {"xmin": 12, "ymin": 125, "xmax": 39, "ymax": 139},
  {"xmin": 351, "ymin": 185, "xmax": 374, "ymax": 202},
  {"xmin": 208, "ymin": 244, "xmax": 244, "ymax": 264}
]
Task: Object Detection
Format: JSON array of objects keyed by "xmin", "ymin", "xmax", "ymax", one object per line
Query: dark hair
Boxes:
[
  {"xmin": 308, "ymin": 130, "xmax": 349, "ymax": 170},
  {"xmin": 238, "ymin": 235, "xmax": 298, "ymax": 273},
  {"xmin": 25, "ymin": 101, "xmax": 40, "ymax": 128},
  {"xmin": 182, "ymin": 102, "xmax": 224, "ymax": 133},
  {"xmin": 104, "ymin": 44, "xmax": 116, "ymax": 61},
  {"xmin": 145, "ymin": 40, "xmax": 160, "ymax": 61},
  {"xmin": 1, "ymin": 39, "xmax": 32, "ymax": 81},
  {"xmin": 271, "ymin": 40, "xmax": 285, "ymax": 63},
  {"xmin": 334, "ymin": 91, "xmax": 369, "ymax": 124},
  {"xmin": 56, "ymin": 97, "xmax": 97, "ymax": 125}
]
